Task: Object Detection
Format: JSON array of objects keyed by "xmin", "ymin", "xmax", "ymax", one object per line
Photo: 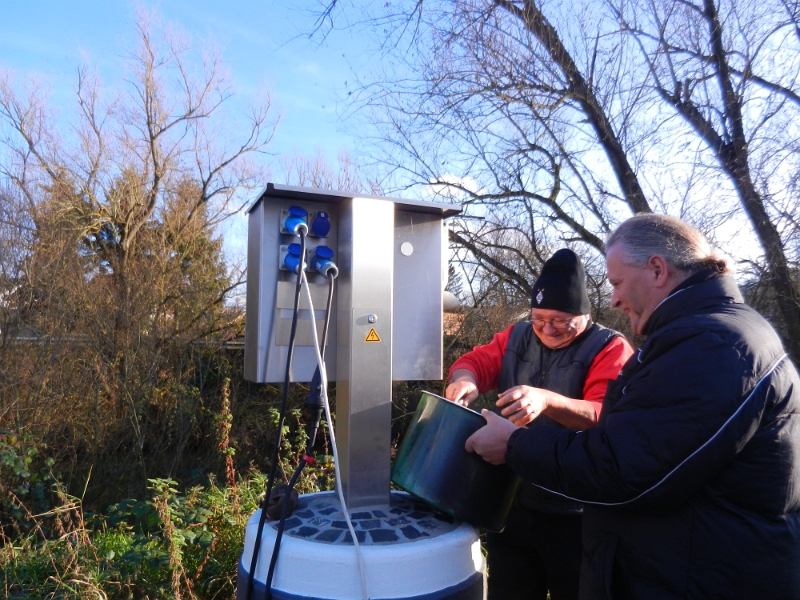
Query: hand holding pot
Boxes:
[
  {"xmin": 465, "ymin": 409, "xmax": 519, "ymax": 465},
  {"xmin": 446, "ymin": 369, "xmax": 480, "ymax": 406},
  {"xmin": 497, "ymin": 385, "xmax": 549, "ymax": 426}
]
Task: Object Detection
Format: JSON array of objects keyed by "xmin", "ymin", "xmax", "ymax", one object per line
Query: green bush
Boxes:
[
  {"xmin": 0, "ymin": 432, "xmax": 60, "ymax": 535},
  {"xmin": 1, "ymin": 461, "xmax": 334, "ymax": 599}
]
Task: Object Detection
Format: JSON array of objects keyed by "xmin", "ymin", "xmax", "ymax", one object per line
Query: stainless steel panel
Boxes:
[
  {"xmin": 275, "ymin": 316, "xmax": 325, "ymax": 346},
  {"xmin": 244, "ymin": 202, "xmax": 261, "ymax": 381},
  {"xmin": 244, "ymin": 200, "xmax": 277, "ymax": 382},
  {"xmin": 275, "ymin": 280, "xmax": 330, "ymax": 310},
  {"xmin": 341, "ymin": 306, "xmax": 393, "ymax": 506},
  {"xmin": 335, "ymin": 198, "xmax": 394, "ymax": 508},
  {"xmin": 244, "ymin": 196, "xmax": 339, "ymax": 383},
  {"xmin": 393, "ymin": 211, "xmax": 445, "ymax": 380}
]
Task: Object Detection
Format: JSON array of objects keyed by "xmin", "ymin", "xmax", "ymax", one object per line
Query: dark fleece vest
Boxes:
[{"xmin": 499, "ymin": 320, "xmax": 619, "ymax": 514}]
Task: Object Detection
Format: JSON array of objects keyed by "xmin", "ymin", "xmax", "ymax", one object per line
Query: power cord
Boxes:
[
  {"xmin": 246, "ymin": 247, "xmax": 368, "ymax": 600},
  {"xmin": 245, "ymin": 227, "xmax": 307, "ymax": 600},
  {"xmin": 299, "ymin": 269, "xmax": 369, "ymax": 600},
  {"xmin": 263, "ymin": 272, "xmax": 336, "ymax": 598}
]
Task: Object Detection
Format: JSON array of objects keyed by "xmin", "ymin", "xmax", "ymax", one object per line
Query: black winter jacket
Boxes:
[{"xmin": 505, "ymin": 274, "xmax": 800, "ymax": 599}]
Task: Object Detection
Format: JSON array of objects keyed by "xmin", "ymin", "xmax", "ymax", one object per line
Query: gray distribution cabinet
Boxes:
[{"xmin": 244, "ymin": 183, "xmax": 460, "ymax": 508}]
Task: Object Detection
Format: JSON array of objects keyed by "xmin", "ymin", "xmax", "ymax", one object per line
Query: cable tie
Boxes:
[{"xmin": 302, "ymin": 455, "xmax": 315, "ymax": 465}]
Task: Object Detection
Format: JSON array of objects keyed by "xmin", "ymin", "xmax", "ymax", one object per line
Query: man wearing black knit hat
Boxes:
[{"xmin": 446, "ymin": 248, "xmax": 633, "ymax": 600}]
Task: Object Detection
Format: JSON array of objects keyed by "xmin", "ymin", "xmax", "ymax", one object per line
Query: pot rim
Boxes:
[{"xmin": 420, "ymin": 390, "xmax": 485, "ymax": 421}]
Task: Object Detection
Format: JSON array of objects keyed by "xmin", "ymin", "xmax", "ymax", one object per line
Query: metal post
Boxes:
[{"xmin": 335, "ymin": 197, "xmax": 394, "ymax": 508}]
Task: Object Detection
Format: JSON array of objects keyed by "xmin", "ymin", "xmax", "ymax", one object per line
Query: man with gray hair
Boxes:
[{"xmin": 465, "ymin": 214, "xmax": 800, "ymax": 599}]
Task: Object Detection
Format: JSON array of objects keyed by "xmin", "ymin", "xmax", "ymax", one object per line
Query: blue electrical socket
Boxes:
[
  {"xmin": 308, "ymin": 211, "xmax": 331, "ymax": 238},
  {"xmin": 281, "ymin": 206, "xmax": 309, "ymax": 236}
]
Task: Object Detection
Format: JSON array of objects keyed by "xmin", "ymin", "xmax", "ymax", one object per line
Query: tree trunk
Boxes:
[
  {"xmin": 703, "ymin": 0, "xmax": 800, "ymax": 363},
  {"xmin": 722, "ymin": 152, "xmax": 800, "ymax": 363},
  {"xmin": 495, "ymin": 0, "xmax": 652, "ymax": 214}
]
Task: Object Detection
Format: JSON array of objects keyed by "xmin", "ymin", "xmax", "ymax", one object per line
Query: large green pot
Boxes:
[{"xmin": 391, "ymin": 391, "xmax": 520, "ymax": 532}]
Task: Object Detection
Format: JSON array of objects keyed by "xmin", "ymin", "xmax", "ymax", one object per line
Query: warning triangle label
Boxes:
[{"xmin": 365, "ymin": 328, "xmax": 381, "ymax": 342}]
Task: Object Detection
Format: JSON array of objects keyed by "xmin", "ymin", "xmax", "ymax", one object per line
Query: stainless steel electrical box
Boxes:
[
  {"xmin": 244, "ymin": 183, "xmax": 460, "ymax": 508},
  {"xmin": 245, "ymin": 191, "xmax": 343, "ymax": 383},
  {"xmin": 245, "ymin": 184, "xmax": 460, "ymax": 384}
]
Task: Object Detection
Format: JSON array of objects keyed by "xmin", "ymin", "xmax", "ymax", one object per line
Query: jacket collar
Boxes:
[{"xmin": 642, "ymin": 273, "xmax": 743, "ymax": 336}]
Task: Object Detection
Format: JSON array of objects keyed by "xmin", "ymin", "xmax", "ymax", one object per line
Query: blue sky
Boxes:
[
  {"xmin": 0, "ymin": 0, "xmax": 367, "ymax": 163},
  {"xmin": 0, "ymin": 1, "xmax": 381, "ymax": 263},
  {"xmin": 0, "ymin": 1, "xmax": 770, "ymax": 278}
]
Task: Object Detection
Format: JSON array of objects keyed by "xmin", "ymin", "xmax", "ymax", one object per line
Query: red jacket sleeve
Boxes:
[
  {"xmin": 582, "ymin": 336, "xmax": 634, "ymax": 418},
  {"xmin": 448, "ymin": 325, "xmax": 514, "ymax": 393}
]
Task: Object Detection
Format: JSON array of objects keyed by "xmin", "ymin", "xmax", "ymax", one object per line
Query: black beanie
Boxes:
[{"xmin": 530, "ymin": 249, "xmax": 591, "ymax": 314}]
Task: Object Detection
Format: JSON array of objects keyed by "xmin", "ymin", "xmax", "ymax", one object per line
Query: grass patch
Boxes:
[{"xmin": 2, "ymin": 469, "xmax": 335, "ymax": 599}]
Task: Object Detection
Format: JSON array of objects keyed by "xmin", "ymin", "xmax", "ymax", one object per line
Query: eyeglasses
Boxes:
[{"xmin": 531, "ymin": 316, "xmax": 577, "ymax": 331}]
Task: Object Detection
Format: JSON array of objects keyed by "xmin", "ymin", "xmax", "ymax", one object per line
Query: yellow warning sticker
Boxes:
[{"xmin": 365, "ymin": 328, "xmax": 381, "ymax": 342}]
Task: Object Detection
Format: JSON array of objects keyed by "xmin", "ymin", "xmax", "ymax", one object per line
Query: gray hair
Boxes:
[{"xmin": 607, "ymin": 214, "xmax": 730, "ymax": 275}]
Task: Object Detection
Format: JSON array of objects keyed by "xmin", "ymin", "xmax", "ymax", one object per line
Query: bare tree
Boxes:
[
  {"xmin": 0, "ymin": 11, "xmax": 277, "ymax": 501},
  {"xmin": 611, "ymin": 0, "xmax": 800, "ymax": 360},
  {"xmin": 279, "ymin": 148, "xmax": 383, "ymax": 194},
  {"xmin": 320, "ymin": 0, "xmax": 800, "ymax": 361},
  {"xmin": 313, "ymin": 0, "xmax": 660, "ymax": 350},
  {"xmin": 492, "ymin": 0, "xmax": 652, "ymax": 214},
  {"xmin": 347, "ymin": 1, "xmax": 654, "ymax": 249}
]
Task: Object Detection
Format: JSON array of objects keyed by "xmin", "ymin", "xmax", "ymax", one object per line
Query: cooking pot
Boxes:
[{"xmin": 391, "ymin": 391, "xmax": 520, "ymax": 532}]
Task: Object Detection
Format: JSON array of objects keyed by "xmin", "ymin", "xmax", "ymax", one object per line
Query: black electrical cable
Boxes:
[
  {"xmin": 246, "ymin": 228, "xmax": 307, "ymax": 600},
  {"xmin": 320, "ymin": 271, "xmax": 335, "ymax": 354},
  {"xmin": 263, "ymin": 271, "xmax": 336, "ymax": 599},
  {"xmin": 264, "ymin": 457, "xmax": 309, "ymax": 598}
]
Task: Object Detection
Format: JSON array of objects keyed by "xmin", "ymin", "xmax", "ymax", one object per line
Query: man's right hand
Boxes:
[{"xmin": 445, "ymin": 370, "xmax": 480, "ymax": 406}]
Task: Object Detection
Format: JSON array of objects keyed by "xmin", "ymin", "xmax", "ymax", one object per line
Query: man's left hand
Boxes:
[
  {"xmin": 465, "ymin": 410, "xmax": 520, "ymax": 465},
  {"xmin": 497, "ymin": 385, "xmax": 549, "ymax": 426}
]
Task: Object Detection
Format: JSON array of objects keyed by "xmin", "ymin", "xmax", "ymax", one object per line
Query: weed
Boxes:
[{"xmin": 1, "ymin": 459, "xmax": 334, "ymax": 599}]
